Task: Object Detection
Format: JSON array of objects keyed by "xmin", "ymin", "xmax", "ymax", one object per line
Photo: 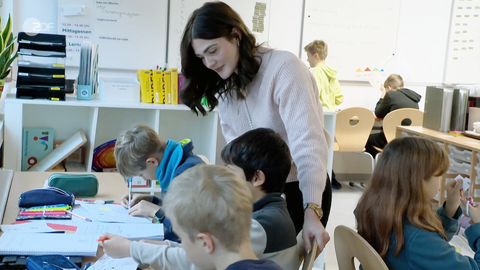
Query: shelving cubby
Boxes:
[{"xmin": 4, "ymin": 94, "xmax": 220, "ymax": 172}]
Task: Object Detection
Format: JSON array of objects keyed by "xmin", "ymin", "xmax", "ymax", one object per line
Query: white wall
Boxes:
[
  {"xmin": 0, "ymin": 0, "xmax": 13, "ymax": 29},
  {"xmin": 338, "ymin": 82, "xmax": 429, "ymax": 112},
  {"xmin": 266, "ymin": 0, "xmax": 432, "ymax": 113},
  {"xmin": 268, "ymin": 0, "xmax": 304, "ymax": 55}
]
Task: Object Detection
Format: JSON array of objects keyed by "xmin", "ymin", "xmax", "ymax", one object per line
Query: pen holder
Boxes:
[{"xmin": 77, "ymin": 84, "xmax": 97, "ymax": 100}]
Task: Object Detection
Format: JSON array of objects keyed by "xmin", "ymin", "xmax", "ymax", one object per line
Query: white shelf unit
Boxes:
[{"xmin": 4, "ymin": 94, "xmax": 219, "ymax": 172}]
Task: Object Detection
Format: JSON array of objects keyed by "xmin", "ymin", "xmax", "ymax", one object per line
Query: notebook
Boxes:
[
  {"xmin": 81, "ymin": 203, "xmax": 151, "ymax": 223},
  {"xmin": 75, "ymin": 223, "xmax": 164, "ymax": 240},
  {"xmin": 0, "ymin": 233, "xmax": 98, "ymax": 256}
]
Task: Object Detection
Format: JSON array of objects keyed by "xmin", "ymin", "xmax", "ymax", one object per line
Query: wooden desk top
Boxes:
[
  {"xmin": 2, "ymin": 172, "xmax": 127, "ymax": 225},
  {"xmin": 397, "ymin": 126, "xmax": 480, "ymax": 152},
  {"xmin": 2, "ymin": 172, "xmax": 128, "ymax": 263}
]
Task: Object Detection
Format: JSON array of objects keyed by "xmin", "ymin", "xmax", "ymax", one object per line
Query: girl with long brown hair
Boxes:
[{"xmin": 356, "ymin": 137, "xmax": 480, "ymax": 269}]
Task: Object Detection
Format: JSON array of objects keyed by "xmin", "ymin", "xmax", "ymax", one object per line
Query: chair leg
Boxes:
[{"xmin": 349, "ymin": 181, "xmax": 366, "ymax": 190}]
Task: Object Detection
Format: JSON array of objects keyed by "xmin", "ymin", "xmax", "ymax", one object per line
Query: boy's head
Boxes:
[
  {"xmin": 163, "ymin": 165, "xmax": 253, "ymax": 269},
  {"xmin": 114, "ymin": 124, "xmax": 166, "ymax": 179},
  {"xmin": 220, "ymin": 128, "xmax": 291, "ymax": 197},
  {"xmin": 384, "ymin": 74, "xmax": 404, "ymax": 91},
  {"xmin": 304, "ymin": 40, "xmax": 328, "ymax": 68}
]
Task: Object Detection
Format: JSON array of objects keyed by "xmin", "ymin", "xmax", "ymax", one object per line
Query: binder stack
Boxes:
[
  {"xmin": 16, "ymin": 32, "xmax": 67, "ymax": 101},
  {"xmin": 77, "ymin": 41, "xmax": 99, "ymax": 100}
]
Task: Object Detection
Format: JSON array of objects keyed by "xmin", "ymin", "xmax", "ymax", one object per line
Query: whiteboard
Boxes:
[
  {"xmin": 57, "ymin": 0, "xmax": 168, "ymax": 70},
  {"xmin": 301, "ymin": 0, "xmax": 401, "ymax": 82},
  {"xmin": 389, "ymin": 0, "xmax": 452, "ymax": 84},
  {"xmin": 444, "ymin": 0, "xmax": 480, "ymax": 84},
  {"xmin": 168, "ymin": 0, "xmax": 271, "ymax": 70}
]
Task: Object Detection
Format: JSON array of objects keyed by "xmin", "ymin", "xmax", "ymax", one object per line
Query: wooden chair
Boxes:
[
  {"xmin": 382, "ymin": 108, "xmax": 424, "ymax": 143},
  {"xmin": 296, "ymin": 230, "xmax": 320, "ymax": 270},
  {"xmin": 334, "ymin": 107, "xmax": 376, "ymax": 188},
  {"xmin": 197, "ymin": 154, "xmax": 211, "ymax": 164},
  {"xmin": 334, "ymin": 225, "xmax": 389, "ymax": 270}
]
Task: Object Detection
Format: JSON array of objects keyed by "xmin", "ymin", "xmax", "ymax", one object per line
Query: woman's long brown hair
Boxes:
[{"xmin": 355, "ymin": 137, "xmax": 450, "ymax": 257}]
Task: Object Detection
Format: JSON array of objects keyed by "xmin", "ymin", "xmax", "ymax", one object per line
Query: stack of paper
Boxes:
[{"xmin": 0, "ymin": 233, "xmax": 98, "ymax": 256}]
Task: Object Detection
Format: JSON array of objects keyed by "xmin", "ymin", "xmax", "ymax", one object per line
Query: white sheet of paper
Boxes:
[
  {"xmin": 75, "ymin": 223, "xmax": 163, "ymax": 240},
  {"xmin": 368, "ymin": 71, "xmax": 387, "ymax": 90},
  {"xmin": 90, "ymin": 254, "xmax": 138, "ymax": 270},
  {"xmin": 81, "ymin": 203, "xmax": 151, "ymax": 223},
  {"xmin": 0, "ymin": 223, "xmax": 55, "ymax": 233},
  {"xmin": 449, "ymin": 235, "xmax": 474, "ymax": 258},
  {"xmin": 454, "ymin": 175, "xmax": 471, "ymax": 191}
]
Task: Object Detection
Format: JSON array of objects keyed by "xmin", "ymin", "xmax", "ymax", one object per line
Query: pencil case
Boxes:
[
  {"xmin": 26, "ymin": 255, "xmax": 80, "ymax": 270},
  {"xmin": 18, "ymin": 187, "xmax": 75, "ymax": 208},
  {"xmin": 46, "ymin": 173, "xmax": 99, "ymax": 198}
]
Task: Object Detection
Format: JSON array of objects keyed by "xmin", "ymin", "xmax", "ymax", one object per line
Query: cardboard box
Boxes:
[
  {"xmin": 164, "ymin": 70, "xmax": 172, "ymax": 104},
  {"xmin": 168, "ymin": 68, "xmax": 179, "ymax": 104},
  {"xmin": 54, "ymin": 141, "xmax": 85, "ymax": 164},
  {"xmin": 153, "ymin": 70, "xmax": 165, "ymax": 104},
  {"xmin": 99, "ymin": 77, "xmax": 140, "ymax": 102},
  {"xmin": 137, "ymin": 70, "xmax": 154, "ymax": 103}
]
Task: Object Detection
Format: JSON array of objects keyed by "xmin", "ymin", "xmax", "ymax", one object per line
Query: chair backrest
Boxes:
[
  {"xmin": 382, "ymin": 108, "xmax": 423, "ymax": 143},
  {"xmin": 334, "ymin": 225, "xmax": 389, "ymax": 270},
  {"xmin": 197, "ymin": 154, "xmax": 211, "ymax": 164},
  {"xmin": 335, "ymin": 107, "xmax": 375, "ymax": 152},
  {"xmin": 296, "ymin": 230, "xmax": 319, "ymax": 270}
]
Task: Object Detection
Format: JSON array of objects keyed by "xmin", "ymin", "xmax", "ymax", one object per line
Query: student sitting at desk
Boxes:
[
  {"xmin": 356, "ymin": 137, "xmax": 480, "ymax": 270},
  {"xmin": 114, "ymin": 124, "xmax": 204, "ymax": 241},
  {"xmin": 98, "ymin": 128, "xmax": 298, "ymax": 270},
  {"xmin": 365, "ymin": 74, "xmax": 421, "ymax": 157}
]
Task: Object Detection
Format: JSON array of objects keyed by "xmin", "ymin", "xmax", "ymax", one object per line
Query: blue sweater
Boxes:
[
  {"xmin": 383, "ymin": 204, "xmax": 480, "ymax": 270},
  {"xmin": 151, "ymin": 139, "xmax": 204, "ymax": 241}
]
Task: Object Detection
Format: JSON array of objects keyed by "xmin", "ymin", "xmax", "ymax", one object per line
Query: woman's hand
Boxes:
[
  {"xmin": 128, "ymin": 200, "xmax": 161, "ymax": 218},
  {"xmin": 302, "ymin": 208, "xmax": 330, "ymax": 254},
  {"xmin": 121, "ymin": 193, "xmax": 153, "ymax": 209},
  {"xmin": 445, "ymin": 179, "xmax": 464, "ymax": 217},
  {"xmin": 98, "ymin": 233, "xmax": 132, "ymax": 258}
]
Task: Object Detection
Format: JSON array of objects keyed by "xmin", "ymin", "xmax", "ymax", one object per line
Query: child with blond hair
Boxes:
[
  {"xmin": 114, "ymin": 124, "xmax": 204, "ymax": 240},
  {"xmin": 304, "ymin": 40, "xmax": 344, "ymax": 112},
  {"xmin": 100, "ymin": 165, "xmax": 283, "ymax": 270},
  {"xmin": 99, "ymin": 128, "xmax": 298, "ymax": 269}
]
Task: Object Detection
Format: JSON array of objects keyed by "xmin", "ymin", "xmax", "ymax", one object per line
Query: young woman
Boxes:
[
  {"xmin": 356, "ymin": 137, "xmax": 480, "ymax": 269},
  {"xmin": 180, "ymin": 1, "xmax": 332, "ymax": 252}
]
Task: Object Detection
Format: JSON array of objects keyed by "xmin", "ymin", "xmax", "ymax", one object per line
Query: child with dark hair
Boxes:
[{"xmin": 99, "ymin": 128, "xmax": 299, "ymax": 270}]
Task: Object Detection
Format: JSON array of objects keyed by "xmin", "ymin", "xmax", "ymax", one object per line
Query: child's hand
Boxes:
[
  {"xmin": 380, "ymin": 84, "xmax": 386, "ymax": 93},
  {"xmin": 121, "ymin": 193, "xmax": 153, "ymax": 209},
  {"xmin": 98, "ymin": 233, "xmax": 132, "ymax": 258},
  {"xmin": 445, "ymin": 179, "xmax": 464, "ymax": 217},
  {"xmin": 462, "ymin": 198, "xmax": 480, "ymax": 224},
  {"xmin": 128, "ymin": 200, "xmax": 161, "ymax": 218}
]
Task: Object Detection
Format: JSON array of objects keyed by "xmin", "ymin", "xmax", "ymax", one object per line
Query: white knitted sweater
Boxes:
[{"xmin": 217, "ymin": 48, "xmax": 331, "ymax": 206}]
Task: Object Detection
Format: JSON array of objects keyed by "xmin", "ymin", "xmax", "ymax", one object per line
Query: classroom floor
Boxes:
[{"xmin": 313, "ymin": 180, "xmax": 364, "ymax": 270}]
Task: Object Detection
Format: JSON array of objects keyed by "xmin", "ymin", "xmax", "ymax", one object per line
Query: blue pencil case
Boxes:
[
  {"xmin": 26, "ymin": 255, "xmax": 80, "ymax": 270},
  {"xmin": 18, "ymin": 187, "xmax": 75, "ymax": 208}
]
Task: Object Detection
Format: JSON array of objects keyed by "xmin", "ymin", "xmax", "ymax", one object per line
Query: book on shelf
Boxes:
[
  {"xmin": 22, "ymin": 128, "xmax": 54, "ymax": 171},
  {"xmin": 77, "ymin": 41, "xmax": 99, "ymax": 100}
]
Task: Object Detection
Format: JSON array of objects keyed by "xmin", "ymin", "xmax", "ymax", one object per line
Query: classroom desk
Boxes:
[
  {"xmin": 396, "ymin": 126, "xmax": 480, "ymax": 204},
  {"xmin": 1, "ymin": 172, "xmax": 128, "ymax": 264}
]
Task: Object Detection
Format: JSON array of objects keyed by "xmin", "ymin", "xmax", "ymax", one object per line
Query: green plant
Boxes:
[{"xmin": 0, "ymin": 14, "xmax": 18, "ymax": 80}]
